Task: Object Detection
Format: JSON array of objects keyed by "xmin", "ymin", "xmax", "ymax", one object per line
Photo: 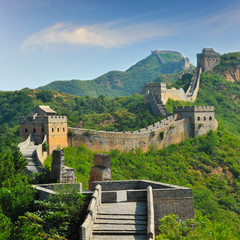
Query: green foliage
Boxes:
[
  {"xmin": 15, "ymin": 189, "xmax": 88, "ymax": 240},
  {"xmin": 213, "ymin": 52, "xmax": 240, "ymax": 73},
  {"xmin": 156, "ymin": 212, "xmax": 238, "ymax": 240},
  {"xmin": 165, "ymin": 98, "xmax": 194, "ymax": 113},
  {"xmin": 0, "ymin": 90, "xmax": 162, "ymax": 129},
  {"xmin": 84, "ymin": 129, "xmax": 92, "ymax": 137},
  {"xmin": 36, "ymin": 90, "xmax": 54, "ymax": 102},
  {"xmin": 0, "ymin": 213, "xmax": 12, "ymax": 240},
  {"xmin": 156, "ymin": 214, "xmax": 195, "ymax": 239},
  {"xmin": 42, "ymin": 141, "xmax": 49, "ymax": 152}
]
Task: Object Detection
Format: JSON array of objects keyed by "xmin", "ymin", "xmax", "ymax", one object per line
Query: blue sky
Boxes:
[{"xmin": 1, "ymin": 0, "xmax": 240, "ymax": 91}]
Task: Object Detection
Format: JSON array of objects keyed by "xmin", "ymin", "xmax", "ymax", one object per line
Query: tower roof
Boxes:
[{"xmin": 38, "ymin": 105, "xmax": 56, "ymax": 114}]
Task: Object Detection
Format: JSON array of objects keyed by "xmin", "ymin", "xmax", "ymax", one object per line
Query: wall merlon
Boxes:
[{"xmin": 173, "ymin": 106, "xmax": 214, "ymax": 112}]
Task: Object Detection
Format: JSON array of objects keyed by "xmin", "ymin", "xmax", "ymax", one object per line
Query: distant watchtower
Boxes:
[
  {"xmin": 197, "ymin": 48, "xmax": 220, "ymax": 71},
  {"xmin": 173, "ymin": 106, "xmax": 218, "ymax": 136},
  {"xmin": 20, "ymin": 106, "xmax": 68, "ymax": 154}
]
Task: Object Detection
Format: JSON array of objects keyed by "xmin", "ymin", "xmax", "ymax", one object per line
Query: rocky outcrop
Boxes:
[{"xmin": 222, "ymin": 67, "xmax": 240, "ymax": 82}]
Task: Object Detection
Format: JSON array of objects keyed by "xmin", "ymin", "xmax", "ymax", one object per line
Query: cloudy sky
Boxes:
[{"xmin": 1, "ymin": 0, "xmax": 240, "ymax": 91}]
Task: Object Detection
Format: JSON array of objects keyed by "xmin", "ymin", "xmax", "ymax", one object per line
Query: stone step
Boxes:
[
  {"xmin": 27, "ymin": 160, "xmax": 38, "ymax": 166},
  {"xmin": 93, "ymin": 223, "xmax": 147, "ymax": 231},
  {"xmin": 26, "ymin": 165, "xmax": 41, "ymax": 173},
  {"xmin": 92, "ymin": 235, "xmax": 147, "ymax": 240},
  {"xmin": 95, "ymin": 218, "xmax": 147, "ymax": 225},
  {"xmin": 96, "ymin": 215, "xmax": 147, "ymax": 220},
  {"xmin": 22, "ymin": 152, "xmax": 36, "ymax": 157},
  {"xmin": 98, "ymin": 202, "xmax": 147, "ymax": 215},
  {"xmin": 93, "ymin": 230, "xmax": 146, "ymax": 236}
]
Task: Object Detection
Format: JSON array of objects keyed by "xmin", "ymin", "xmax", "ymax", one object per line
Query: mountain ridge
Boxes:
[{"xmin": 38, "ymin": 50, "xmax": 192, "ymax": 97}]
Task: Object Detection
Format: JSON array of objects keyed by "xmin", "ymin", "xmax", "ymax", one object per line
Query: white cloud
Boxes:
[{"xmin": 21, "ymin": 22, "xmax": 173, "ymax": 51}]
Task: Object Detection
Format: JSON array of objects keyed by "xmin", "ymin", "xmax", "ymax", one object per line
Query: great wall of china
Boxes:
[
  {"xmin": 18, "ymin": 48, "xmax": 221, "ymax": 239},
  {"xmin": 19, "ymin": 48, "xmax": 220, "ymax": 171}
]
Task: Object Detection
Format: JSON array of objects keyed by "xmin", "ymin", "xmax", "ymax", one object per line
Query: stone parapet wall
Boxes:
[
  {"xmin": 69, "ymin": 117, "xmax": 191, "ymax": 152},
  {"xmin": 45, "ymin": 115, "xmax": 67, "ymax": 123},
  {"xmin": 174, "ymin": 106, "xmax": 214, "ymax": 112},
  {"xmin": 18, "ymin": 134, "xmax": 31, "ymax": 151},
  {"xmin": 147, "ymin": 186, "xmax": 155, "ymax": 240},
  {"xmin": 89, "ymin": 180, "xmax": 195, "ymax": 230},
  {"xmin": 80, "ymin": 185, "xmax": 102, "ymax": 240}
]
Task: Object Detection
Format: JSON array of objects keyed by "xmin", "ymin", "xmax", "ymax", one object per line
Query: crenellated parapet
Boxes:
[
  {"xmin": 173, "ymin": 106, "xmax": 214, "ymax": 112},
  {"xmin": 44, "ymin": 115, "xmax": 67, "ymax": 124},
  {"xmin": 69, "ymin": 104, "xmax": 217, "ymax": 152}
]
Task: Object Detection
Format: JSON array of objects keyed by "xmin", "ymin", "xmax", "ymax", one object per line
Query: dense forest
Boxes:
[{"xmin": 1, "ymin": 52, "xmax": 240, "ymax": 238}]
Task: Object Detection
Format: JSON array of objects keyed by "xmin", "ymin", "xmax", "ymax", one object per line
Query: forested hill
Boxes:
[{"xmin": 38, "ymin": 50, "xmax": 192, "ymax": 97}]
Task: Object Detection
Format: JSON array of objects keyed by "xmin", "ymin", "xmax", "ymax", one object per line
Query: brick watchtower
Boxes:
[
  {"xmin": 173, "ymin": 106, "xmax": 218, "ymax": 136},
  {"xmin": 20, "ymin": 105, "xmax": 68, "ymax": 154},
  {"xmin": 197, "ymin": 48, "xmax": 221, "ymax": 72}
]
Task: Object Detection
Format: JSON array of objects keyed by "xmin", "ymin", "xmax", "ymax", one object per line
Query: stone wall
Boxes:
[
  {"xmin": 88, "ymin": 154, "xmax": 112, "ymax": 189},
  {"xmin": 68, "ymin": 116, "xmax": 192, "ymax": 152},
  {"xmin": 51, "ymin": 150, "xmax": 76, "ymax": 183}
]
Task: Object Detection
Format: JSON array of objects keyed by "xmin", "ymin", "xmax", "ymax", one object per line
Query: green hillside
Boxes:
[{"xmin": 38, "ymin": 50, "xmax": 192, "ymax": 97}]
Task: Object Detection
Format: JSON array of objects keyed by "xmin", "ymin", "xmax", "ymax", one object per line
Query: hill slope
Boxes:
[{"xmin": 38, "ymin": 50, "xmax": 192, "ymax": 97}]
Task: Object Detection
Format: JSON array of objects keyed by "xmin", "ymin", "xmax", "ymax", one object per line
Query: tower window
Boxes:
[
  {"xmin": 52, "ymin": 128, "xmax": 54, "ymax": 132},
  {"xmin": 209, "ymin": 116, "xmax": 212, "ymax": 121},
  {"xmin": 41, "ymin": 127, "xmax": 44, "ymax": 132},
  {"xmin": 63, "ymin": 128, "xmax": 65, "ymax": 132},
  {"xmin": 197, "ymin": 116, "xmax": 200, "ymax": 121},
  {"xmin": 57, "ymin": 128, "xmax": 59, "ymax": 132},
  {"xmin": 204, "ymin": 116, "xmax": 206, "ymax": 121},
  {"xmin": 33, "ymin": 128, "xmax": 36, "ymax": 133},
  {"xmin": 25, "ymin": 128, "xmax": 28, "ymax": 133}
]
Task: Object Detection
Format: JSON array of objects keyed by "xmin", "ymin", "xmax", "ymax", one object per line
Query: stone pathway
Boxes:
[
  {"xmin": 21, "ymin": 145, "xmax": 41, "ymax": 173},
  {"xmin": 92, "ymin": 201, "xmax": 147, "ymax": 240}
]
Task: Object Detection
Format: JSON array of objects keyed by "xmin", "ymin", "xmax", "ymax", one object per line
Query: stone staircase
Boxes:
[
  {"xmin": 21, "ymin": 144, "xmax": 41, "ymax": 173},
  {"xmin": 91, "ymin": 201, "xmax": 147, "ymax": 240},
  {"xmin": 153, "ymin": 100, "xmax": 169, "ymax": 116}
]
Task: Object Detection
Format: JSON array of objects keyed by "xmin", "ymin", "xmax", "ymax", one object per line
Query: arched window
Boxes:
[
  {"xmin": 25, "ymin": 128, "xmax": 28, "ymax": 133},
  {"xmin": 57, "ymin": 128, "xmax": 59, "ymax": 132},
  {"xmin": 203, "ymin": 116, "xmax": 206, "ymax": 121},
  {"xmin": 63, "ymin": 128, "xmax": 65, "ymax": 132},
  {"xmin": 197, "ymin": 116, "xmax": 200, "ymax": 121},
  {"xmin": 209, "ymin": 116, "xmax": 212, "ymax": 121},
  {"xmin": 33, "ymin": 128, "xmax": 36, "ymax": 133},
  {"xmin": 52, "ymin": 128, "xmax": 54, "ymax": 132}
]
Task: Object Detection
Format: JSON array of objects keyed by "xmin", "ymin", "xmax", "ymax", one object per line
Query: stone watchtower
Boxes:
[
  {"xmin": 197, "ymin": 48, "xmax": 221, "ymax": 72},
  {"xmin": 173, "ymin": 106, "xmax": 218, "ymax": 136},
  {"xmin": 20, "ymin": 105, "xmax": 68, "ymax": 154}
]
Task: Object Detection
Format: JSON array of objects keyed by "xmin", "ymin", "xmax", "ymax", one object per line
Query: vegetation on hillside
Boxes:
[
  {"xmin": 213, "ymin": 52, "xmax": 240, "ymax": 73},
  {"xmin": 43, "ymin": 126, "xmax": 240, "ymax": 239},
  {"xmin": 38, "ymin": 51, "xmax": 191, "ymax": 97},
  {"xmin": 1, "ymin": 51, "xmax": 240, "ymax": 238},
  {"xmin": 0, "ymin": 89, "xmax": 162, "ymax": 131},
  {"xmin": 0, "ymin": 133, "xmax": 88, "ymax": 239}
]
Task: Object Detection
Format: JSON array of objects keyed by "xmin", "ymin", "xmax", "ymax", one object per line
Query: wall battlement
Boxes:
[
  {"xmin": 45, "ymin": 115, "xmax": 67, "ymax": 123},
  {"xmin": 173, "ymin": 106, "xmax": 214, "ymax": 112},
  {"xmin": 69, "ymin": 104, "xmax": 217, "ymax": 153}
]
